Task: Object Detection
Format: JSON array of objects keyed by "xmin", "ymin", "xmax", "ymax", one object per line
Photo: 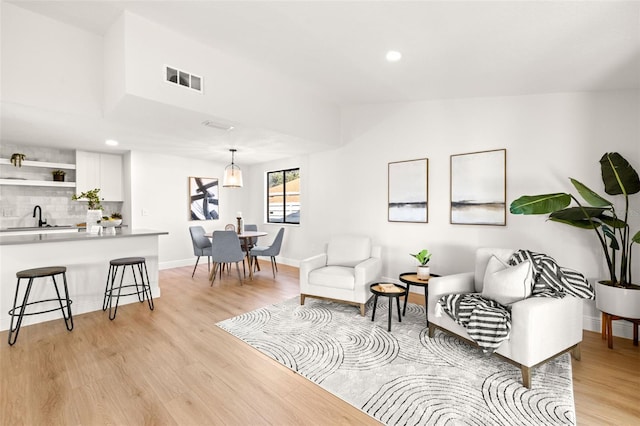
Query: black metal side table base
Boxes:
[
  {"xmin": 399, "ymin": 272, "xmax": 441, "ymax": 326},
  {"xmin": 370, "ymin": 283, "xmax": 406, "ymax": 332}
]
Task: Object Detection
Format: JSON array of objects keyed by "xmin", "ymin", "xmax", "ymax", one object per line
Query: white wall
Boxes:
[
  {"xmin": 109, "ymin": 11, "xmax": 341, "ymax": 146},
  {"xmin": 246, "ymin": 89, "xmax": 640, "ymax": 336},
  {"xmin": 128, "ymin": 150, "xmax": 250, "ymax": 268},
  {"xmin": 1, "ymin": 3, "xmax": 103, "ymax": 117}
]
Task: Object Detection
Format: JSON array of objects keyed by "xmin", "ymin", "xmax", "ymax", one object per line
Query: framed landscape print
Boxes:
[
  {"xmin": 388, "ymin": 158, "xmax": 428, "ymax": 223},
  {"xmin": 450, "ymin": 149, "xmax": 506, "ymax": 225},
  {"xmin": 189, "ymin": 177, "xmax": 219, "ymax": 220}
]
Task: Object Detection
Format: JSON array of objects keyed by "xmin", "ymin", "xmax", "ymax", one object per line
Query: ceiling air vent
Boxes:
[{"xmin": 165, "ymin": 65, "xmax": 203, "ymax": 93}]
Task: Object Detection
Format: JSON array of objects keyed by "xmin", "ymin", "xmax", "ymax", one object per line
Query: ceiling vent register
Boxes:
[{"xmin": 165, "ymin": 65, "xmax": 203, "ymax": 93}]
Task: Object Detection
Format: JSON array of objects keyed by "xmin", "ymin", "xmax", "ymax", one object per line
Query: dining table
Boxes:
[{"xmin": 207, "ymin": 230, "xmax": 267, "ymax": 280}]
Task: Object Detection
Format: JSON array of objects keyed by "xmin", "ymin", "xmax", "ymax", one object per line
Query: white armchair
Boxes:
[
  {"xmin": 300, "ymin": 235, "xmax": 382, "ymax": 316},
  {"xmin": 427, "ymin": 248, "xmax": 583, "ymax": 388}
]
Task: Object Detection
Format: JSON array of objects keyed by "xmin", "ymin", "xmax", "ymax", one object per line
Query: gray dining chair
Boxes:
[
  {"xmin": 189, "ymin": 226, "xmax": 213, "ymax": 278},
  {"xmin": 250, "ymin": 227, "xmax": 285, "ymax": 278},
  {"xmin": 210, "ymin": 230, "xmax": 246, "ymax": 286}
]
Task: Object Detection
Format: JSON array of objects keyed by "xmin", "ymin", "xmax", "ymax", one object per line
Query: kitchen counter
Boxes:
[
  {"xmin": 0, "ymin": 228, "xmax": 168, "ymax": 331},
  {"xmin": 0, "ymin": 228, "xmax": 166, "ymax": 245}
]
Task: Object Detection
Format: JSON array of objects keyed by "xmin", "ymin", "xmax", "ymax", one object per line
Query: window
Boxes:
[{"xmin": 267, "ymin": 168, "xmax": 300, "ymax": 224}]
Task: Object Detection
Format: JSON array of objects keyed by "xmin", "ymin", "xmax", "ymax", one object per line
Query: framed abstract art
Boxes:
[
  {"xmin": 189, "ymin": 177, "xmax": 219, "ymax": 220},
  {"xmin": 388, "ymin": 158, "xmax": 428, "ymax": 223},
  {"xmin": 450, "ymin": 149, "xmax": 506, "ymax": 225}
]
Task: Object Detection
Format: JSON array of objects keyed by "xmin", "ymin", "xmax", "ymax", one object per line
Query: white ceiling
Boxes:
[{"xmin": 3, "ymin": 0, "xmax": 640, "ymax": 163}]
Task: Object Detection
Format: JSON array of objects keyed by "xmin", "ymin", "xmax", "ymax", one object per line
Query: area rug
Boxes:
[{"xmin": 217, "ymin": 297, "xmax": 575, "ymax": 425}]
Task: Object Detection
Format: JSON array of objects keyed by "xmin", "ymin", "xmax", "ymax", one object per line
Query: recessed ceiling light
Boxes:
[
  {"xmin": 386, "ymin": 50, "xmax": 402, "ymax": 62},
  {"xmin": 105, "ymin": 139, "xmax": 119, "ymax": 146}
]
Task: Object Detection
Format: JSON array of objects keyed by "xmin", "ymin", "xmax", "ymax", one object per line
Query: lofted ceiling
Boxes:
[{"xmin": 2, "ymin": 0, "xmax": 640, "ymax": 164}]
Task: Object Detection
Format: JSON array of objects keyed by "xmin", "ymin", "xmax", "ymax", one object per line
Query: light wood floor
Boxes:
[{"xmin": 1, "ymin": 263, "xmax": 638, "ymax": 425}]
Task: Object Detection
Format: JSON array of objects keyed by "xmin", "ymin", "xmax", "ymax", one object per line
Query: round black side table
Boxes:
[
  {"xmin": 399, "ymin": 272, "xmax": 440, "ymax": 325},
  {"xmin": 370, "ymin": 283, "xmax": 407, "ymax": 332}
]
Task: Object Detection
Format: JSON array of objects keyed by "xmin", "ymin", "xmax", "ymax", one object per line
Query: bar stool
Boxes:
[
  {"xmin": 8, "ymin": 266, "xmax": 73, "ymax": 346},
  {"xmin": 103, "ymin": 257, "xmax": 154, "ymax": 320}
]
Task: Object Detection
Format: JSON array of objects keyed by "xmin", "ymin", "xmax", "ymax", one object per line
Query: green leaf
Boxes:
[
  {"xmin": 632, "ymin": 230, "xmax": 640, "ymax": 244},
  {"xmin": 510, "ymin": 193, "xmax": 571, "ymax": 215},
  {"xmin": 549, "ymin": 207, "xmax": 608, "ymax": 221},
  {"xmin": 549, "ymin": 217, "xmax": 599, "ymax": 229},
  {"xmin": 570, "ymin": 178, "xmax": 611, "ymax": 207},
  {"xmin": 600, "ymin": 152, "xmax": 640, "ymax": 196},
  {"xmin": 599, "ymin": 215, "xmax": 627, "ymax": 228}
]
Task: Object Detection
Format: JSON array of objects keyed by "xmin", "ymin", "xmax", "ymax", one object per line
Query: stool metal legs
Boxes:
[
  {"xmin": 8, "ymin": 272, "xmax": 73, "ymax": 346},
  {"xmin": 103, "ymin": 261, "xmax": 154, "ymax": 320}
]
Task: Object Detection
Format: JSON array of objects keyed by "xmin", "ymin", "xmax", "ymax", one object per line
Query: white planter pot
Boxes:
[
  {"xmin": 86, "ymin": 209, "xmax": 103, "ymax": 229},
  {"xmin": 417, "ymin": 265, "xmax": 430, "ymax": 281},
  {"xmin": 595, "ymin": 281, "xmax": 640, "ymax": 318}
]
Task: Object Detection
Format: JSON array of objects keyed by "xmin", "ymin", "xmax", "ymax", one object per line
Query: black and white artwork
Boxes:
[
  {"xmin": 189, "ymin": 177, "xmax": 219, "ymax": 220},
  {"xmin": 450, "ymin": 149, "xmax": 506, "ymax": 225},
  {"xmin": 388, "ymin": 158, "xmax": 428, "ymax": 223}
]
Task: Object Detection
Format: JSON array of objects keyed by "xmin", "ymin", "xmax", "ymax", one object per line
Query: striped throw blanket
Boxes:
[{"xmin": 438, "ymin": 250, "xmax": 594, "ymax": 353}]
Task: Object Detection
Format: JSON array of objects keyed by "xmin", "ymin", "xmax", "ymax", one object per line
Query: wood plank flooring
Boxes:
[{"xmin": 1, "ymin": 263, "xmax": 638, "ymax": 425}]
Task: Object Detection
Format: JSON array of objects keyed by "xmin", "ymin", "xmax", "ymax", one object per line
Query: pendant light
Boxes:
[{"xmin": 223, "ymin": 148, "xmax": 243, "ymax": 188}]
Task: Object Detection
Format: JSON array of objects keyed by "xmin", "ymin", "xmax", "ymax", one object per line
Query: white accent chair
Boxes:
[
  {"xmin": 300, "ymin": 235, "xmax": 382, "ymax": 316},
  {"xmin": 427, "ymin": 247, "xmax": 583, "ymax": 389}
]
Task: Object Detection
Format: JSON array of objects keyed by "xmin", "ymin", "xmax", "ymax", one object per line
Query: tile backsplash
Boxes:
[{"xmin": 0, "ymin": 144, "xmax": 123, "ymax": 228}]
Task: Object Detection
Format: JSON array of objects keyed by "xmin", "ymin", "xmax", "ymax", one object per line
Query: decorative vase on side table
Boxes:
[{"xmin": 417, "ymin": 265, "xmax": 430, "ymax": 280}]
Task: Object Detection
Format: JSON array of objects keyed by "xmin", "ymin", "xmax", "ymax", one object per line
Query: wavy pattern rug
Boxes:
[{"xmin": 217, "ymin": 297, "xmax": 575, "ymax": 425}]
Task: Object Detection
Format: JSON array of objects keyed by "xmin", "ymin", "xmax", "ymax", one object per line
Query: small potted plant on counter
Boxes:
[
  {"xmin": 71, "ymin": 188, "xmax": 103, "ymax": 211},
  {"xmin": 410, "ymin": 249, "xmax": 432, "ymax": 280},
  {"xmin": 72, "ymin": 188, "xmax": 103, "ymax": 230},
  {"xmin": 52, "ymin": 170, "xmax": 66, "ymax": 182}
]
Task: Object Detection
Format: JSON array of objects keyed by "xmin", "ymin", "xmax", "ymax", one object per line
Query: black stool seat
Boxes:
[
  {"xmin": 8, "ymin": 266, "xmax": 73, "ymax": 345},
  {"xmin": 110, "ymin": 257, "xmax": 145, "ymax": 266},
  {"xmin": 17, "ymin": 266, "xmax": 67, "ymax": 279},
  {"xmin": 103, "ymin": 257, "xmax": 154, "ymax": 320}
]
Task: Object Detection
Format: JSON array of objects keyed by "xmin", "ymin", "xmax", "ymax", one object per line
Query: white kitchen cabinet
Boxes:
[{"xmin": 76, "ymin": 151, "xmax": 123, "ymax": 201}]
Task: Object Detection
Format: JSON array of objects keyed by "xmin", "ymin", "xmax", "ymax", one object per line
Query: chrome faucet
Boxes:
[{"xmin": 33, "ymin": 205, "xmax": 46, "ymax": 227}]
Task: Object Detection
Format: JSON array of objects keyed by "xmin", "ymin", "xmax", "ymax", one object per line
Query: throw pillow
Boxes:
[{"xmin": 482, "ymin": 256, "xmax": 533, "ymax": 305}]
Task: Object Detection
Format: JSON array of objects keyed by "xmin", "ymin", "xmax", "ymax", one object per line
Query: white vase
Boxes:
[
  {"xmin": 595, "ymin": 281, "xmax": 640, "ymax": 318},
  {"xmin": 86, "ymin": 209, "xmax": 103, "ymax": 229},
  {"xmin": 417, "ymin": 265, "xmax": 430, "ymax": 280}
]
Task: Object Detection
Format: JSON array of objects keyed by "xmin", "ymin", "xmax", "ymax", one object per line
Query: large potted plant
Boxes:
[
  {"xmin": 510, "ymin": 152, "xmax": 640, "ymax": 319},
  {"xmin": 72, "ymin": 188, "xmax": 103, "ymax": 229}
]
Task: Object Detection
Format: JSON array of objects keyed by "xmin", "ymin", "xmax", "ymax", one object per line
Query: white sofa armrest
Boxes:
[
  {"xmin": 505, "ymin": 296, "xmax": 583, "ymax": 366},
  {"xmin": 427, "ymin": 272, "xmax": 475, "ymax": 319},
  {"xmin": 353, "ymin": 257, "xmax": 382, "ymax": 302},
  {"xmin": 428, "ymin": 272, "xmax": 475, "ymax": 299},
  {"xmin": 354, "ymin": 257, "xmax": 382, "ymax": 285},
  {"xmin": 299, "ymin": 254, "xmax": 327, "ymax": 290}
]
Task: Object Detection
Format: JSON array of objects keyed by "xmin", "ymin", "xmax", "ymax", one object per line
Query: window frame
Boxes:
[{"xmin": 266, "ymin": 167, "xmax": 300, "ymax": 225}]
